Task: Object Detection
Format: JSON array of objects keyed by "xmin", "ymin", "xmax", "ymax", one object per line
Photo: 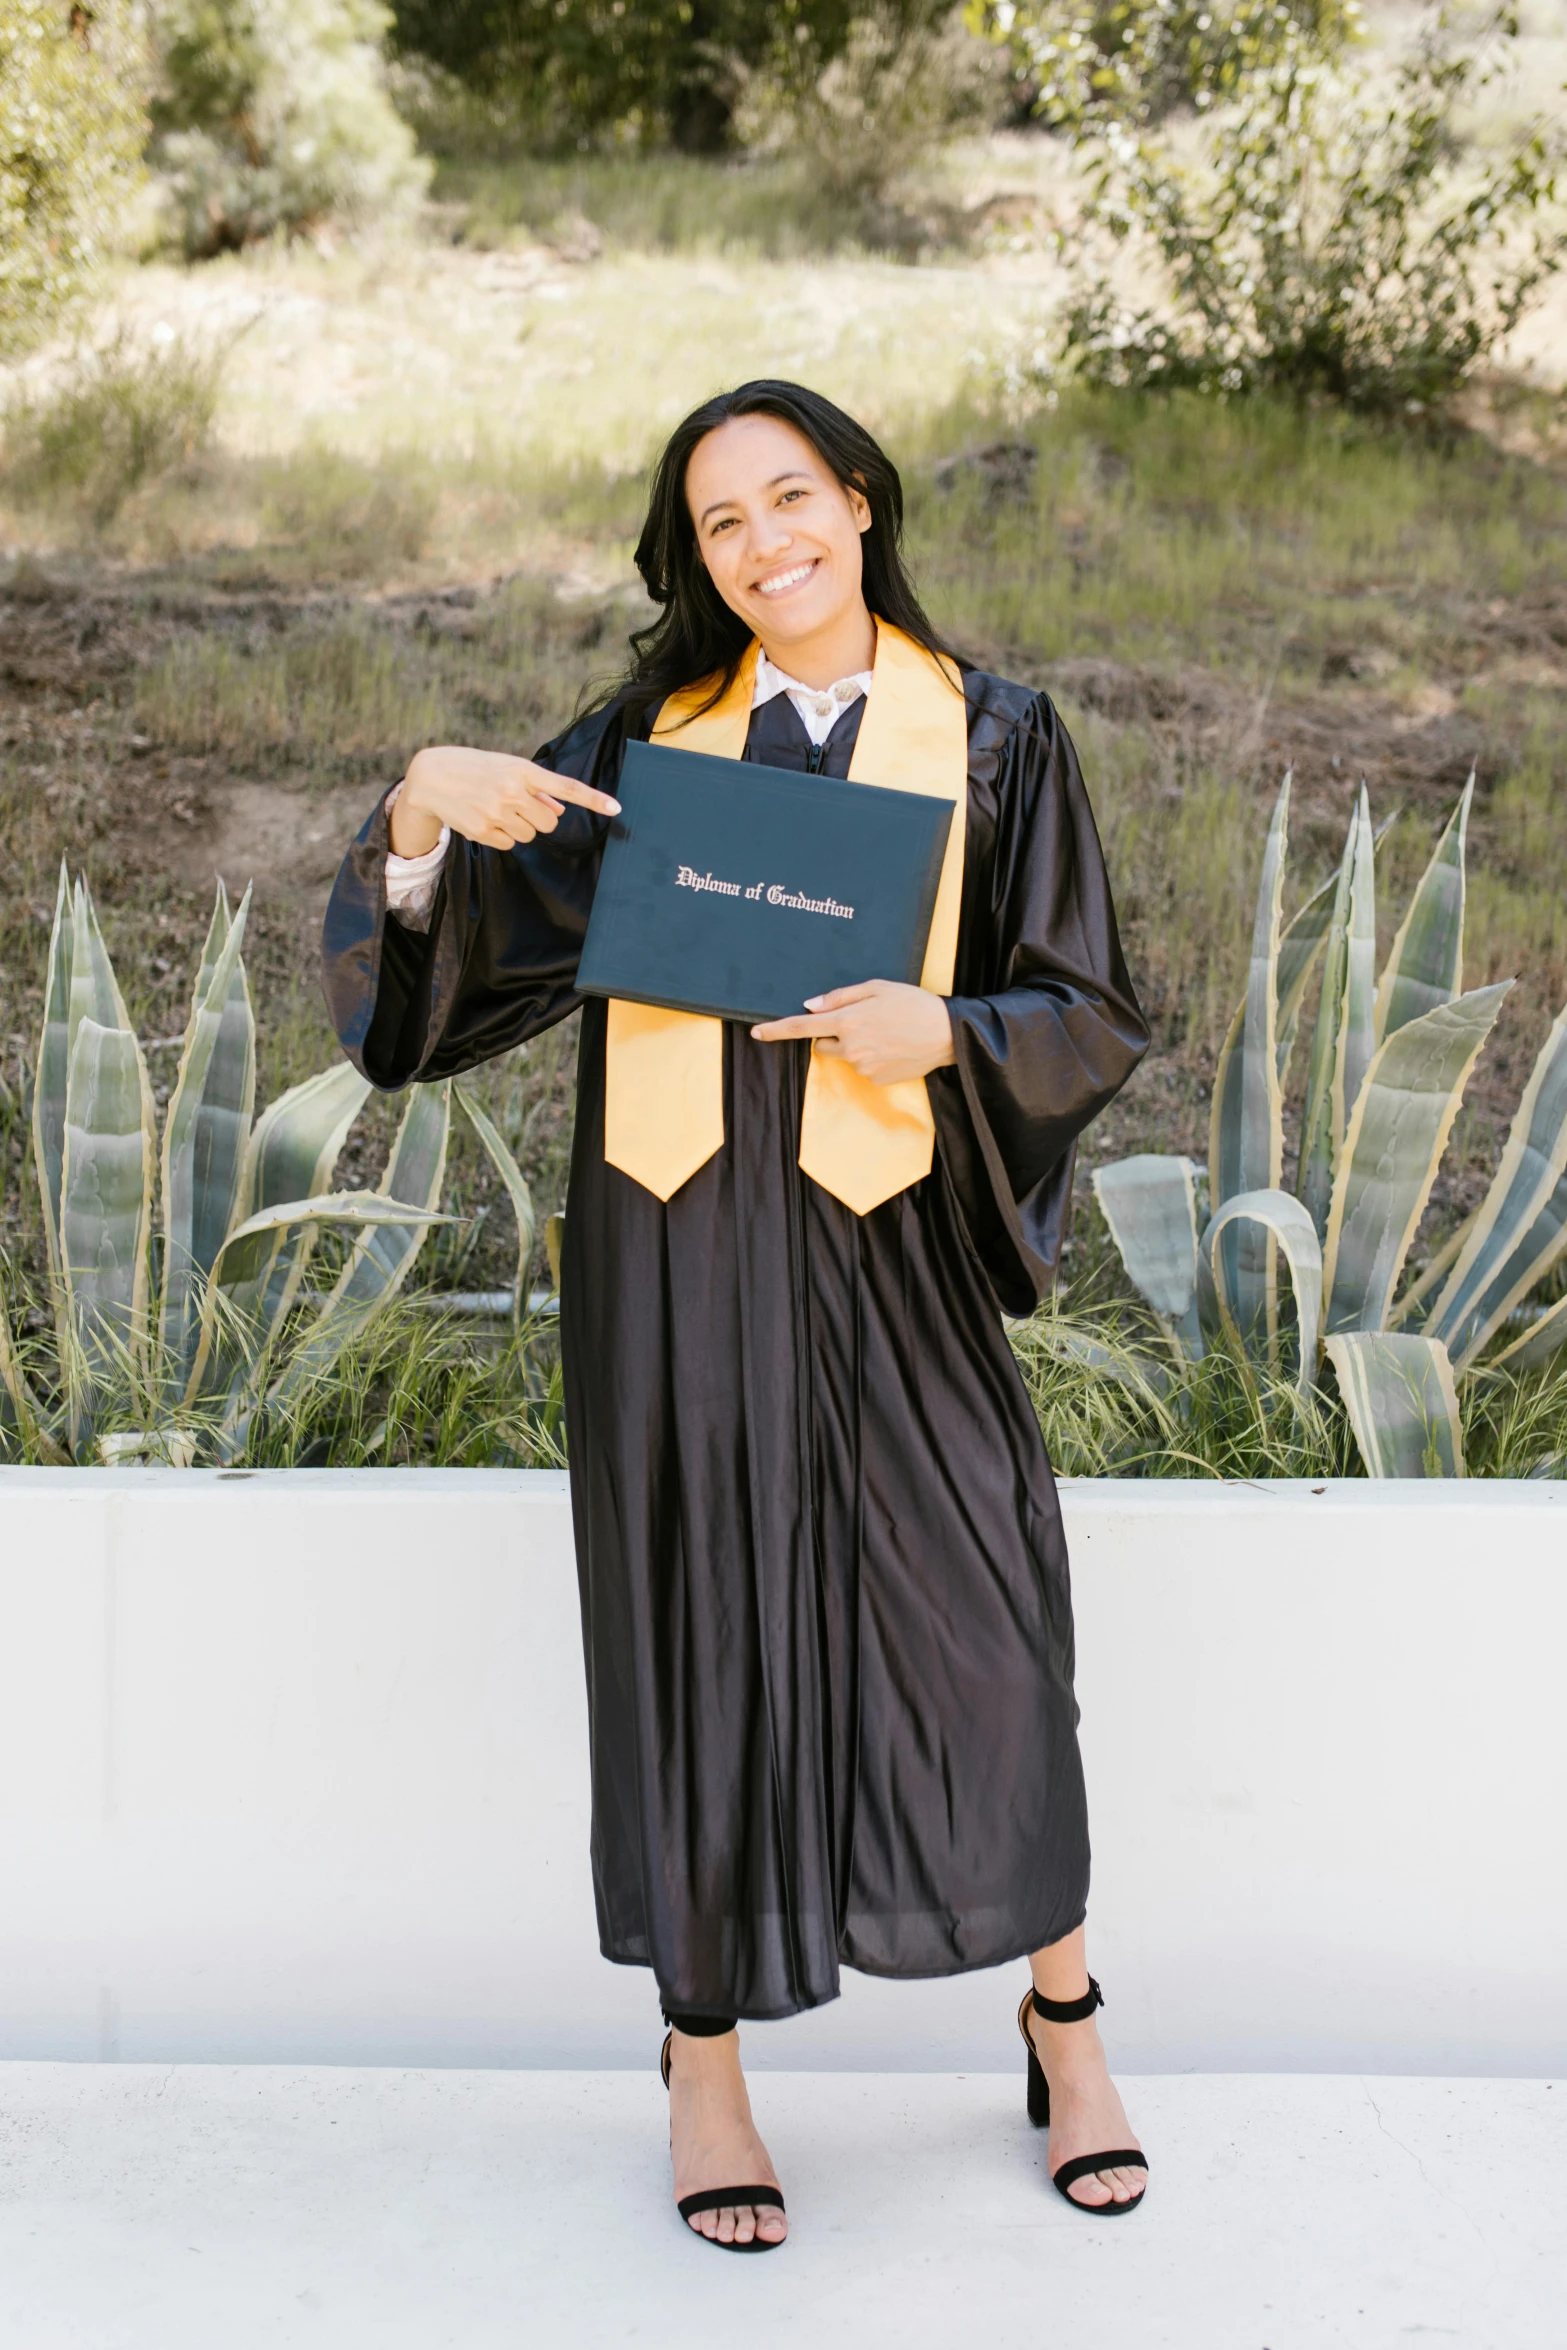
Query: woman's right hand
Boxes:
[{"xmin": 389, "ymin": 745, "xmax": 621, "ymax": 858}]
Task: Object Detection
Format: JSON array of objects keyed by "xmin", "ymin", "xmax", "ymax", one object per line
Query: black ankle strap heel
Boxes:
[
  {"xmin": 1016, "ymin": 1978, "xmax": 1148, "ymax": 2215},
  {"xmin": 660, "ymin": 2030, "xmax": 787, "ymax": 2252}
]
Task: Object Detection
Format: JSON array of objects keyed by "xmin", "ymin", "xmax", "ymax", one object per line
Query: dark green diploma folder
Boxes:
[{"xmin": 576, "ymin": 739, "xmax": 955, "ymax": 1024}]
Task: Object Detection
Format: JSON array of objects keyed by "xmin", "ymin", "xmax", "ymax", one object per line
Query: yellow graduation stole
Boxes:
[{"xmin": 603, "ymin": 621, "xmax": 968, "ymax": 1217}]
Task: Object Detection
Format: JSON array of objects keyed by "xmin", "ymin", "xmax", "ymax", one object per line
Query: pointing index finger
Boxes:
[{"xmin": 545, "ymin": 776, "xmax": 621, "ymax": 816}]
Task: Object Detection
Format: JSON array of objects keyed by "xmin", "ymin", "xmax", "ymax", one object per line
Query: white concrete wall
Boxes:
[{"xmin": 0, "ymin": 1469, "xmax": 1562, "ymax": 2076}]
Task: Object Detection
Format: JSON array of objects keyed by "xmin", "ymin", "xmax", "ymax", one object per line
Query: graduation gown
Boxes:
[{"xmin": 322, "ymin": 667, "xmax": 1148, "ymax": 2021}]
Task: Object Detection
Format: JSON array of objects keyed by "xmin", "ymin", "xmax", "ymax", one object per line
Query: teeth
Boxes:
[{"xmin": 757, "ymin": 562, "xmax": 814, "ymax": 596}]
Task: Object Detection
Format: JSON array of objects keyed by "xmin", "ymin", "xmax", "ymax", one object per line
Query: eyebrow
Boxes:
[{"xmin": 698, "ymin": 470, "xmax": 814, "ymax": 525}]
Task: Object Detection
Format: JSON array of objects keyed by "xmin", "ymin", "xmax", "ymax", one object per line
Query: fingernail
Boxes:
[{"xmin": 804, "ymin": 996, "xmax": 824, "ymax": 1011}]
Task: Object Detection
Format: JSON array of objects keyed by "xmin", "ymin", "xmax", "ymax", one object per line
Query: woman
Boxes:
[{"xmin": 323, "ymin": 381, "xmax": 1151, "ymax": 2251}]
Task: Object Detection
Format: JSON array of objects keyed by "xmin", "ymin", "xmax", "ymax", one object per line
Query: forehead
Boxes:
[{"xmin": 685, "ymin": 414, "xmax": 833, "ymax": 509}]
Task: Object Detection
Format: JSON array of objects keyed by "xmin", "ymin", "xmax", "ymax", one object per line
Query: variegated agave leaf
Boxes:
[
  {"xmin": 1322, "ymin": 982, "xmax": 1512, "ymax": 1335},
  {"xmin": 67, "ymin": 876, "xmax": 131, "ymax": 1050},
  {"xmin": 1374, "ymin": 777, "xmax": 1472, "ymax": 1045},
  {"xmin": 545, "ymin": 1212, "xmax": 565, "ymax": 1295},
  {"xmin": 1424, "ymin": 1003, "xmax": 1567, "ymax": 1370},
  {"xmin": 1487, "ymin": 1289, "xmax": 1567, "ymax": 1372},
  {"xmin": 1334, "ymin": 786, "xmax": 1378, "ymax": 1156},
  {"xmin": 190, "ymin": 1059, "xmax": 375, "ymax": 1402},
  {"xmin": 1092, "ymin": 1155, "xmax": 1204, "ymax": 1357},
  {"xmin": 241, "ymin": 1083, "xmax": 453, "ymax": 1456},
  {"xmin": 159, "ymin": 884, "xmax": 257, "ymax": 1390},
  {"xmin": 1298, "ymin": 796, "xmax": 1361, "ymax": 1237},
  {"xmin": 1274, "ymin": 868, "xmax": 1339, "ymax": 1081},
  {"xmin": 1208, "ymin": 774, "xmax": 1289, "ymax": 1340},
  {"xmin": 1386, "ymin": 1210, "xmax": 1475, "ymax": 1331},
  {"xmin": 1200, "ymin": 1188, "xmax": 1322, "ymax": 1394},
  {"xmin": 1324, "ymin": 1332, "xmax": 1464, "ymax": 1477},
  {"xmin": 455, "ymin": 1084, "xmax": 537, "ymax": 1320},
  {"xmin": 60, "ymin": 1015, "xmax": 156, "ymax": 1442},
  {"xmin": 30, "ymin": 861, "xmax": 73, "ymax": 1291}
]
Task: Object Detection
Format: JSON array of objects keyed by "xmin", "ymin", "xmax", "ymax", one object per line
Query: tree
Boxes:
[
  {"xmin": 0, "ymin": 0, "xmax": 148, "ymax": 357},
  {"xmin": 387, "ymin": 0, "xmax": 952, "ymax": 155},
  {"xmin": 149, "ymin": 0, "xmax": 429, "ymax": 256}
]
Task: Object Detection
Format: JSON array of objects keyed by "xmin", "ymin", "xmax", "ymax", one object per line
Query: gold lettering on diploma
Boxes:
[{"xmin": 675, "ymin": 864, "xmax": 854, "ymax": 919}]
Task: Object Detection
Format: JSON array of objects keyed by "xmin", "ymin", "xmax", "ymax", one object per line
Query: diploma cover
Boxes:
[{"xmin": 577, "ymin": 738, "xmax": 955, "ymax": 1024}]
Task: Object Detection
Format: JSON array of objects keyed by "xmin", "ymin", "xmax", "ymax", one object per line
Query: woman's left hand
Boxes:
[{"xmin": 751, "ymin": 980, "xmax": 956, "ymax": 1086}]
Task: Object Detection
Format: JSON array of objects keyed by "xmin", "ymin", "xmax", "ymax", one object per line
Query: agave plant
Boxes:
[
  {"xmin": 1093, "ymin": 776, "xmax": 1567, "ymax": 1476},
  {"xmin": 0, "ymin": 867, "xmax": 537, "ymax": 1467}
]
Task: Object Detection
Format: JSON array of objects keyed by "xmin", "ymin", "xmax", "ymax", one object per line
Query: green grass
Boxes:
[{"xmin": 430, "ymin": 150, "xmax": 896, "ymax": 261}]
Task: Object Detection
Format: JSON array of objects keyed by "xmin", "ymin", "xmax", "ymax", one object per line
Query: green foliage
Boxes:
[
  {"xmin": 388, "ymin": 0, "xmax": 952, "ymax": 155},
  {"xmin": 735, "ymin": 6, "xmax": 1002, "ymax": 202},
  {"xmin": 148, "ymin": 0, "xmax": 429, "ymax": 256},
  {"xmin": 1057, "ymin": 6, "xmax": 1567, "ymax": 410},
  {"xmin": 0, "ymin": 333, "xmax": 222, "ymax": 524},
  {"xmin": 0, "ymin": 867, "xmax": 547, "ymax": 1466},
  {"xmin": 0, "ymin": 0, "xmax": 148, "ymax": 356},
  {"xmin": 1093, "ymin": 777, "xmax": 1567, "ymax": 1476},
  {"xmin": 969, "ymin": 0, "xmax": 1359, "ymax": 127}
]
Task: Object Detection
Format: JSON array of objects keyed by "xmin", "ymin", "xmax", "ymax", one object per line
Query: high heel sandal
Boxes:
[
  {"xmin": 1017, "ymin": 1978, "xmax": 1148, "ymax": 2215},
  {"xmin": 661, "ymin": 2032, "xmax": 787, "ymax": 2253}
]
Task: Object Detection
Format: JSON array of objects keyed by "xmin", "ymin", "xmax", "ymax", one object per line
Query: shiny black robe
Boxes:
[{"xmin": 322, "ymin": 669, "xmax": 1147, "ymax": 2022}]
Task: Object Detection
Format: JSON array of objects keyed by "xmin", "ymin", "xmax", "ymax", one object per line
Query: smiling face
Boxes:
[{"xmin": 684, "ymin": 412, "xmax": 875, "ymax": 682}]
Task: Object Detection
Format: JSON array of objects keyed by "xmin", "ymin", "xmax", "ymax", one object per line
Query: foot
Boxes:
[
  {"xmin": 1026, "ymin": 1999, "xmax": 1145, "ymax": 2210},
  {"xmin": 666, "ymin": 2029, "xmax": 789, "ymax": 2247}
]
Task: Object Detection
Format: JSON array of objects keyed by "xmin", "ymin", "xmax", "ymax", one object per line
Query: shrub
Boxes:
[
  {"xmin": 736, "ymin": 5, "xmax": 1003, "ymax": 204},
  {"xmin": 0, "ymin": 332, "xmax": 222, "ymax": 523},
  {"xmin": 0, "ymin": 0, "xmax": 149, "ymax": 357},
  {"xmin": 968, "ymin": 0, "xmax": 1360, "ymax": 127},
  {"xmin": 148, "ymin": 0, "xmax": 429, "ymax": 257},
  {"xmin": 1054, "ymin": 5, "xmax": 1566, "ymax": 411}
]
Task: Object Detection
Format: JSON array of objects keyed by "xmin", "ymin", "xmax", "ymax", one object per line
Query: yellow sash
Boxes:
[{"xmin": 603, "ymin": 622, "xmax": 968, "ymax": 1216}]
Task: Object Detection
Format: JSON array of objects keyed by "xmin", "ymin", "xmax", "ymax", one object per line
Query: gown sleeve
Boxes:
[
  {"xmin": 931, "ymin": 687, "xmax": 1149, "ymax": 1317},
  {"xmin": 320, "ymin": 699, "xmax": 630, "ymax": 1089}
]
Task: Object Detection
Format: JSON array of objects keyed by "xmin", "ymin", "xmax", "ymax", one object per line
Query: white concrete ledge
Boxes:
[{"xmin": 1, "ymin": 1470, "xmax": 1563, "ymax": 2074}]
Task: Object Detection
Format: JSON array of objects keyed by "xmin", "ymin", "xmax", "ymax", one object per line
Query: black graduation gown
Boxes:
[{"xmin": 322, "ymin": 668, "xmax": 1148, "ymax": 2022}]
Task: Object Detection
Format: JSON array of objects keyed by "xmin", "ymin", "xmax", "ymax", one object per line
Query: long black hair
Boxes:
[{"xmin": 619, "ymin": 380, "xmax": 956, "ymax": 722}]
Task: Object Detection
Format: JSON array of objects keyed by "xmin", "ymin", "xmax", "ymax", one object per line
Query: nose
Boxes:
[{"xmin": 748, "ymin": 509, "xmax": 793, "ymax": 562}]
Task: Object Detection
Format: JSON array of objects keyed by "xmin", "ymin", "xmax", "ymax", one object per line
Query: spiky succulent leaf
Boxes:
[
  {"xmin": 30, "ymin": 861, "xmax": 73, "ymax": 1288},
  {"xmin": 159, "ymin": 885, "xmax": 257, "ymax": 1387},
  {"xmin": 1324, "ymin": 1332, "xmax": 1464, "ymax": 1477},
  {"xmin": 206, "ymin": 1059, "xmax": 375, "ymax": 1382},
  {"xmin": 1092, "ymin": 1154, "xmax": 1204, "ymax": 1357},
  {"xmin": 1487, "ymin": 1289, "xmax": 1567, "ymax": 1372},
  {"xmin": 1374, "ymin": 777, "xmax": 1471, "ymax": 1044},
  {"xmin": 1386, "ymin": 1211, "xmax": 1475, "ymax": 1331},
  {"xmin": 1200, "ymin": 1188, "xmax": 1322, "ymax": 1395},
  {"xmin": 67, "ymin": 877, "xmax": 130, "ymax": 1049},
  {"xmin": 455, "ymin": 1084, "xmax": 537, "ymax": 1319},
  {"xmin": 1322, "ymin": 983, "xmax": 1511, "ymax": 1335},
  {"xmin": 236, "ymin": 1084, "xmax": 453, "ymax": 1457},
  {"xmin": 59, "ymin": 1016, "xmax": 156, "ymax": 1439},
  {"xmin": 1275, "ymin": 869, "xmax": 1338, "ymax": 1081},
  {"xmin": 1335, "ymin": 785, "xmax": 1378, "ymax": 1146},
  {"xmin": 1298, "ymin": 800, "xmax": 1359, "ymax": 1236},
  {"xmin": 1209, "ymin": 774, "xmax": 1289, "ymax": 1339},
  {"xmin": 1424, "ymin": 1004, "xmax": 1567, "ymax": 1369},
  {"xmin": 187, "ymin": 1188, "xmax": 452, "ymax": 1405}
]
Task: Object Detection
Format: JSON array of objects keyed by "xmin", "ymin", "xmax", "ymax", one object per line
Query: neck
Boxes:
[{"xmin": 757, "ymin": 602, "xmax": 877, "ymax": 692}]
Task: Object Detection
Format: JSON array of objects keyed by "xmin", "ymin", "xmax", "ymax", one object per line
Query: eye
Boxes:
[
  {"xmin": 707, "ymin": 515, "xmax": 739, "ymax": 536},
  {"xmin": 778, "ymin": 487, "xmax": 808, "ymax": 505}
]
